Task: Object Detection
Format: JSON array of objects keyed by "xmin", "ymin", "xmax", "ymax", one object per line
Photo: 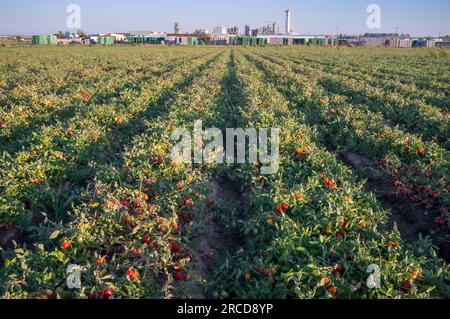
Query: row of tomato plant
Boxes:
[
  {"xmin": 274, "ymin": 48, "xmax": 449, "ymax": 112},
  {"xmin": 258, "ymin": 49, "xmax": 450, "ymax": 148},
  {"xmin": 287, "ymin": 47, "xmax": 449, "ymax": 91},
  {"xmin": 206, "ymin": 49, "xmax": 449, "ymax": 299},
  {"xmin": 0, "ymin": 48, "xmax": 220, "ymax": 228},
  {"xmin": 0, "ymin": 47, "xmax": 206, "ymax": 154},
  {"xmin": 244, "ymin": 50, "xmax": 449, "ymax": 218},
  {"xmin": 0, "ymin": 48, "xmax": 229, "ymax": 299}
]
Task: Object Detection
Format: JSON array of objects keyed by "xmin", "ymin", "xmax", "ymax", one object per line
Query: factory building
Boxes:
[
  {"xmin": 257, "ymin": 35, "xmax": 326, "ymax": 46},
  {"xmin": 213, "ymin": 25, "xmax": 227, "ymax": 35},
  {"xmin": 165, "ymin": 33, "xmax": 206, "ymax": 45},
  {"xmin": 436, "ymin": 41, "xmax": 450, "ymax": 48},
  {"xmin": 227, "ymin": 26, "xmax": 241, "ymax": 35},
  {"xmin": 395, "ymin": 38, "xmax": 412, "ymax": 48},
  {"xmin": 194, "ymin": 29, "xmax": 209, "ymax": 34},
  {"xmin": 412, "ymin": 39, "xmax": 436, "ymax": 48}
]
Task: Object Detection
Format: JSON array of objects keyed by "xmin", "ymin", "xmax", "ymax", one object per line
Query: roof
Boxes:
[{"xmin": 167, "ymin": 34, "xmax": 212, "ymax": 38}]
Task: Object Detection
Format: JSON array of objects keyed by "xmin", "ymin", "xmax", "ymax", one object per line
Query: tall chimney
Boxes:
[{"xmin": 285, "ymin": 9, "xmax": 292, "ymax": 35}]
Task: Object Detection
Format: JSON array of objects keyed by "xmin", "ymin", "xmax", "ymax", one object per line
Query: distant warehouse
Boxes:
[
  {"xmin": 436, "ymin": 41, "xmax": 450, "ymax": 48},
  {"xmin": 258, "ymin": 35, "xmax": 326, "ymax": 46}
]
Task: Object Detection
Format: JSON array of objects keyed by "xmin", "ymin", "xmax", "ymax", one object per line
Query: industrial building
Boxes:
[
  {"xmin": 28, "ymin": 9, "xmax": 447, "ymax": 48},
  {"xmin": 194, "ymin": 29, "xmax": 209, "ymax": 35},
  {"xmin": 213, "ymin": 25, "xmax": 227, "ymax": 35},
  {"xmin": 165, "ymin": 34, "xmax": 202, "ymax": 45},
  {"xmin": 227, "ymin": 26, "xmax": 240, "ymax": 35},
  {"xmin": 257, "ymin": 35, "xmax": 326, "ymax": 46},
  {"xmin": 412, "ymin": 39, "xmax": 436, "ymax": 47},
  {"xmin": 436, "ymin": 41, "xmax": 450, "ymax": 48}
]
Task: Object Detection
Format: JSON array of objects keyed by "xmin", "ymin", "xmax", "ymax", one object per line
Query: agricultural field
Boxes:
[{"xmin": 0, "ymin": 45, "xmax": 449, "ymax": 299}]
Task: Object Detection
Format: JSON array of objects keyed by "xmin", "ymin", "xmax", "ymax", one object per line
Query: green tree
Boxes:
[{"xmin": 54, "ymin": 31, "xmax": 65, "ymax": 39}]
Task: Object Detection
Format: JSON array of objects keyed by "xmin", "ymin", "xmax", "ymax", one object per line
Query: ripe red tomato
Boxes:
[
  {"xmin": 143, "ymin": 236, "xmax": 151, "ymax": 243},
  {"xmin": 417, "ymin": 149, "xmax": 426, "ymax": 156},
  {"xmin": 96, "ymin": 257, "xmax": 105, "ymax": 266},
  {"xmin": 276, "ymin": 205, "xmax": 284, "ymax": 215},
  {"xmin": 327, "ymin": 285, "xmax": 337, "ymax": 296},
  {"xmin": 401, "ymin": 280, "xmax": 412, "ymax": 292},
  {"xmin": 103, "ymin": 288, "xmax": 113, "ymax": 299},
  {"xmin": 171, "ymin": 243, "xmax": 181, "ymax": 253},
  {"xmin": 126, "ymin": 268, "xmax": 139, "ymax": 281},
  {"xmin": 174, "ymin": 270, "xmax": 183, "ymax": 281},
  {"xmin": 336, "ymin": 229, "xmax": 346, "ymax": 238},
  {"xmin": 322, "ymin": 277, "xmax": 331, "ymax": 287},
  {"xmin": 131, "ymin": 248, "xmax": 141, "ymax": 255},
  {"xmin": 260, "ymin": 269, "xmax": 271, "ymax": 278},
  {"xmin": 60, "ymin": 240, "xmax": 71, "ymax": 250},
  {"xmin": 334, "ymin": 264, "xmax": 345, "ymax": 274},
  {"xmin": 323, "ymin": 177, "xmax": 334, "ymax": 189}
]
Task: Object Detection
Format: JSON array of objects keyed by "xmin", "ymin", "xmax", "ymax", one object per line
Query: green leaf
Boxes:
[{"xmin": 49, "ymin": 230, "xmax": 60, "ymax": 239}]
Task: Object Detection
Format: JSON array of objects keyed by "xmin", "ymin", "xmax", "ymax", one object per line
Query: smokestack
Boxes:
[{"xmin": 285, "ymin": 9, "xmax": 292, "ymax": 35}]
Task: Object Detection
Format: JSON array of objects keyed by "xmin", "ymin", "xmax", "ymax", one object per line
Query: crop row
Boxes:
[
  {"xmin": 243, "ymin": 50, "xmax": 449, "ymax": 217},
  {"xmin": 0, "ymin": 48, "xmax": 204, "ymax": 153},
  {"xmin": 0, "ymin": 48, "xmax": 221, "ymax": 227},
  {"xmin": 0, "ymin": 49, "xmax": 229, "ymax": 299},
  {"xmin": 271, "ymin": 49, "xmax": 449, "ymax": 111},
  {"xmin": 206, "ymin": 49, "xmax": 449, "ymax": 298},
  {"xmin": 257, "ymin": 49, "xmax": 450, "ymax": 148}
]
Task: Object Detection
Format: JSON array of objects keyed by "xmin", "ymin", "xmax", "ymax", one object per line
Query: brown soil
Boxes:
[
  {"xmin": 0, "ymin": 227, "xmax": 22, "ymax": 250},
  {"xmin": 339, "ymin": 151, "xmax": 450, "ymax": 261},
  {"xmin": 0, "ymin": 211, "xmax": 47, "ymax": 251},
  {"xmin": 173, "ymin": 175, "xmax": 247, "ymax": 298}
]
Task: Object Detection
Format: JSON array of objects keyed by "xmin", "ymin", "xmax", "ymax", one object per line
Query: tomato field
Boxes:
[{"xmin": 0, "ymin": 46, "xmax": 449, "ymax": 299}]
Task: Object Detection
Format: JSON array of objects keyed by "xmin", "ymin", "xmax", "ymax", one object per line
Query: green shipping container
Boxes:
[
  {"xmin": 230, "ymin": 37, "xmax": 266, "ymax": 46},
  {"xmin": 128, "ymin": 36, "xmax": 164, "ymax": 44},
  {"xmin": 188, "ymin": 37, "xmax": 198, "ymax": 45},
  {"xmin": 32, "ymin": 35, "xmax": 48, "ymax": 45},
  {"xmin": 307, "ymin": 38, "xmax": 326, "ymax": 45},
  {"xmin": 48, "ymin": 35, "xmax": 57, "ymax": 45},
  {"xmin": 98, "ymin": 36, "xmax": 114, "ymax": 45}
]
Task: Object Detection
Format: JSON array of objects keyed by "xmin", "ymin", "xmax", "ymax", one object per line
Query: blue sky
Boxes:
[{"xmin": 1, "ymin": 0, "xmax": 449, "ymax": 36}]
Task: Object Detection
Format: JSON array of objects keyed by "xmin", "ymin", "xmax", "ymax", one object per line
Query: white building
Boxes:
[
  {"xmin": 213, "ymin": 25, "xmax": 227, "ymax": 35},
  {"xmin": 395, "ymin": 38, "xmax": 412, "ymax": 48},
  {"xmin": 194, "ymin": 29, "xmax": 209, "ymax": 34},
  {"xmin": 130, "ymin": 31, "xmax": 166, "ymax": 37}
]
